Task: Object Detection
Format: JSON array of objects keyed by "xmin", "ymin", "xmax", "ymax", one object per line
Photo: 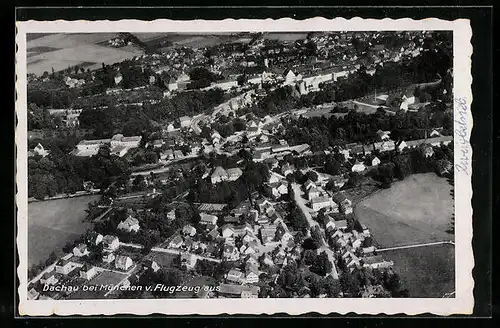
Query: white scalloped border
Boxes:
[{"xmin": 15, "ymin": 17, "xmax": 474, "ymax": 316}]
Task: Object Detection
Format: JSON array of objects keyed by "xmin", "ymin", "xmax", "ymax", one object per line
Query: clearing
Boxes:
[
  {"xmin": 355, "ymin": 173, "xmax": 454, "ymax": 248},
  {"xmin": 28, "ymin": 195, "xmax": 101, "ymax": 267},
  {"xmin": 381, "ymin": 244, "xmax": 455, "ymax": 297},
  {"xmin": 27, "ymin": 33, "xmax": 144, "ymax": 75}
]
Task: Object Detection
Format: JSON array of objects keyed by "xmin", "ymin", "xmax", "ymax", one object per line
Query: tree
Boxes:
[
  {"xmin": 133, "ymin": 175, "xmax": 147, "ymax": 191},
  {"xmin": 340, "ymin": 271, "xmax": 361, "ymax": 297},
  {"xmin": 305, "ymin": 170, "xmax": 319, "ymax": 182},
  {"xmin": 310, "ymin": 251, "xmax": 333, "ymax": 276},
  {"xmin": 276, "ymin": 261, "xmax": 305, "ymax": 296}
]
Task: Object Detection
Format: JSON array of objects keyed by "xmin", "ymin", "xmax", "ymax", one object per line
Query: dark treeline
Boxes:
[
  {"xmin": 28, "ymin": 144, "xmax": 130, "ymax": 200},
  {"xmin": 187, "ymin": 161, "xmax": 270, "ymax": 208},
  {"xmin": 282, "ymin": 108, "xmax": 452, "ymax": 152}
]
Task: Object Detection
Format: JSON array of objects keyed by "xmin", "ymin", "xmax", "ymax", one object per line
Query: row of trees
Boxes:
[
  {"xmin": 28, "ymin": 144, "xmax": 130, "ymax": 199},
  {"xmin": 370, "ymin": 143, "xmax": 454, "ymax": 189},
  {"xmin": 282, "ymin": 109, "xmax": 453, "ymax": 152}
]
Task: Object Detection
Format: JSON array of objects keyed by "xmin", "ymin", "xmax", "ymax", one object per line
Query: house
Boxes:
[
  {"xmin": 182, "ymin": 224, "xmax": 197, "ymax": 237},
  {"xmin": 223, "ymin": 244, "xmax": 240, "ymax": 261},
  {"xmin": 117, "ymin": 216, "xmax": 140, "ymax": 233},
  {"xmin": 143, "ymin": 259, "xmax": 161, "ymax": 272},
  {"xmin": 222, "ymin": 224, "xmax": 236, "ymax": 238},
  {"xmin": 260, "ymin": 225, "xmax": 277, "ymax": 245},
  {"xmin": 260, "ymin": 253, "xmax": 274, "ymax": 267},
  {"xmin": 275, "ymin": 223, "xmax": 293, "ymax": 244},
  {"xmin": 399, "ymin": 95, "xmax": 416, "ymax": 111},
  {"xmin": 363, "ymin": 255, "xmax": 394, "ymax": 269},
  {"xmin": 86, "ymin": 231, "xmax": 103, "ymax": 246},
  {"xmin": 362, "ymin": 246, "xmax": 376, "ymax": 255},
  {"xmin": 211, "ymin": 131, "xmax": 222, "ymax": 144},
  {"xmin": 233, "ymin": 223, "xmax": 254, "ymax": 237},
  {"xmin": 111, "ymin": 134, "xmax": 142, "ymax": 148},
  {"xmin": 179, "ymin": 116, "xmax": 192, "ymax": 128},
  {"xmin": 371, "ymin": 156, "xmax": 381, "ymax": 166},
  {"xmin": 211, "ymin": 166, "xmax": 229, "ymax": 184},
  {"xmin": 245, "ymin": 254, "xmax": 260, "ymax": 268},
  {"xmin": 208, "ymin": 227, "xmax": 220, "ymax": 240},
  {"xmin": 115, "ymin": 255, "xmax": 134, "ymax": 271},
  {"xmin": 180, "ymin": 252, "xmax": 197, "ymax": 269},
  {"xmin": 110, "ymin": 145, "xmax": 128, "ymax": 157},
  {"xmin": 265, "ymin": 181, "xmax": 288, "ymax": 199},
  {"xmin": 33, "ymin": 143, "xmax": 50, "ymax": 157},
  {"xmin": 245, "ymin": 264, "xmax": 260, "ymax": 284},
  {"xmin": 335, "ymin": 219, "xmax": 348, "ymax": 231},
  {"xmin": 173, "ymin": 150, "xmax": 184, "ymax": 159},
  {"xmin": 376, "ymin": 130, "xmax": 391, "ymax": 141},
  {"xmin": 397, "ymin": 140, "xmax": 408, "ymax": 151},
  {"xmin": 332, "ymin": 192, "xmax": 353, "ymax": 214},
  {"xmin": 72, "ymin": 243, "xmax": 90, "ymax": 257},
  {"xmin": 213, "ymin": 79, "xmax": 239, "ymax": 91},
  {"xmin": 226, "ymin": 168, "xmax": 243, "ymax": 181},
  {"xmin": 242, "ymin": 231, "xmax": 257, "ymax": 244},
  {"xmin": 102, "ymin": 253, "xmax": 115, "ymax": 264},
  {"xmin": 226, "ymin": 268, "xmax": 244, "ymax": 283},
  {"xmin": 169, "ymin": 234, "xmax": 184, "ymax": 249},
  {"xmin": 240, "ymin": 242, "xmax": 258, "ymax": 256},
  {"xmin": 55, "ymin": 258, "xmax": 77, "ymax": 275},
  {"xmin": 306, "ymin": 185, "xmax": 321, "ymax": 200},
  {"xmin": 79, "ymin": 264, "xmax": 98, "ymax": 280},
  {"xmin": 310, "ymin": 196, "xmax": 333, "ymax": 212},
  {"xmin": 284, "ymin": 69, "xmax": 297, "ymax": 84},
  {"xmin": 281, "ymin": 163, "xmax": 295, "ymax": 177},
  {"xmin": 256, "ymin": 198, "xmax": 274, "ymax": 215},
  {"xmin": 150, "ymin": 139, "xmax": 164, "ymax": 148},
  {"xmin": 352, "ymin": 239, "xmax": 363, "ymax": 249},
  {"xmin": 200, "ymin": 213, "xmax": 218, "ymax": 226},
  {"xmin": 422, "ymin": 144, "xmax": 434, "ymax": 158},
  {"xmin": 166, "ymin": 209, "xmax": 176, "ymax": 222},
  {"xmin": 322, "ymin": 215, "xmax": 336, "ymax": 230},
  {"xmin": 304, "ymin": 179, "xmax": 316, "ymax": 191},
  {"xmin": 351, "ymin": 161, "xmax": 366, "ymax": 172},
  {"xmin": 374, "ymin": 140, "xmax": 396, "ymax": 152},
  {"xmin": 27, "ymin": 288, "xmax": 40, "ymax": 300},
  {"xmin": 430, "ymin": 129, "xmax": 442, "ymax": 137},
  {"xmin": 102, "ymin": 235, "xmax": 120, "ymax": 253},
  {"xmin": 114, "ymin": 73, "xmax": 123, "ymax": 85},
  {"xmin": 40, "ymin": 271, "xmax": 59, "ymax": 285}
]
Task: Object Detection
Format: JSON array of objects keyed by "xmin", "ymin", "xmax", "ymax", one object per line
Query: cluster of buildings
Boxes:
[
  {"xmin": 28, "ymin": 231, "xmax": 137, "ymax": 300},
  {"xmin": 71, "ymin": 133, "xmax": 142, "ymax": 157}
]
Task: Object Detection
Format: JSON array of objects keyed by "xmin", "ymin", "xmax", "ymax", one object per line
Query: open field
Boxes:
[
  {"xmin": 355, "ymin": 173, "xmax": 454, "ymax": 248},
  {"xmin": 382, "ymin": 244, "xmax": 455, "ymax": 297},
  {"xmin": 28, "ymin": 195, "xmax": 101, "ymax": 267},
  {"xmin": 27, "ymin": 33, "xmax": 144, "ymax": 75}
]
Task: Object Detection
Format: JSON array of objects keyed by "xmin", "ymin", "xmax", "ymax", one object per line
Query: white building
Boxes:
[
  {"xmin": 117, "ymin": 216, "xmax": 140, "ymax": 233},
  {"xmin": 72, "ymin": 243, "xmax": 90, "ymax": 257},
  {"xmin": 352, "ymin": 161, "xmax": 366, "ymax": 172},
  {"xmin": 211, "ymin": 166, "xmax": 229, "ymax": 184},
  {"xmin": 115, "ymin": 255, "xmax": 133, "ymax": 271},
  {"xmin": 110, "ymin": 134, "xmax": 142, "ymax": 148},
  {"xmin": 179, "ymin": 116, "xmax": 192, "ymax": 128},
  {"xmin": 310, "ymin": 196, "xmax": 334, "ymax": 212},
  {"xmin": 102, "ymin": 235, "xmax": 120, "ymax": 253}
]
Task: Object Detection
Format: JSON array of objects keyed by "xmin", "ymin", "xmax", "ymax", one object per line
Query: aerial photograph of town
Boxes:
[{"xmin": 25, "ymin": 30, "xmax": 455, "ymax": 300}]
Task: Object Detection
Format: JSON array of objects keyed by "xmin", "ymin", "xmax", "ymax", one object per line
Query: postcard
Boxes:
[{"xmin": 16, "ymin": 17, "xmax": 473, "ymax": 315}]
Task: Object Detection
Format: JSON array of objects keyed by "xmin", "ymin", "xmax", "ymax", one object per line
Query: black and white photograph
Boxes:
[{"xmin": 16, "ymin": 18, "xmax": 473, "ymax": 316}]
